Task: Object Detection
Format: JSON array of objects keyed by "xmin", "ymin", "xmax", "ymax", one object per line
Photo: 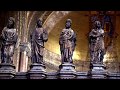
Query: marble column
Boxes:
[
  {"xmin": 18, "ymin": 11, "xmax": 29, "ymax": 72},
  {"xmin": 12, "ymin": 11, "xmax": 21, "ymax": 72},
  {"xmin": 19, "ymin": 42, "xmax": 30, "ymax": 72}
]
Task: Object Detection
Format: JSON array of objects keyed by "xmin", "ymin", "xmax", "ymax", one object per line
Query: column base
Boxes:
[
  {"xmin": 58, "ymin": 63, "xmax": 76, "ymax": 79},
  {"xmin": 27, "ymin": 63, "xmax": 47, "ymax": 79},
  {"xmin": 0, "ymin": 63, "xmax": 16, "ymax": 79}
]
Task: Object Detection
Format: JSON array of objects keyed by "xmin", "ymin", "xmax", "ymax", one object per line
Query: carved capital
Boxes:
[{"xmin": 19, "ymin": 42, "xmax": 31, "ymax": 57}]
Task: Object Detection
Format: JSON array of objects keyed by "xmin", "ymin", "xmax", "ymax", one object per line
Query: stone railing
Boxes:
[
  {"xmin": 43, "ymin": 48, "xmax": 120, "ymax": 73},
  {"xmin": 104, "ymin": 61, "xmax": 120, "ymax": 73}
]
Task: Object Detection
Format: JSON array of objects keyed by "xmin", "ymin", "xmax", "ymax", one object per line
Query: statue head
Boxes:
[
  {"xmin": 94, "ymin": 20, "xmax": 101, "ymax": 29},
  {"xmin": 37, "ymin": 19, "xmax": 42, "ymax": 28},
  {"xmin": 65, "ymin": 19, "xmax": 72, "ymax": 29},
  {"xmin": 7, "ymin": 17, "xmax": 15, "ymax": 29}
]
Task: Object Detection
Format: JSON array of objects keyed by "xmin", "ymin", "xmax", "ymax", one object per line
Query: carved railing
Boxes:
[
  {"xmin": 43, "ymin": 49, "xmax": 120, "ymax": 73},
  {"xmin": 74, "ymin": 60, "xmax": 90, "ymax": 72},
  {"xmin": 74, "ymin": 61, "xmax": 120, "ymax": 73},
  {"xmin": 104, "ymin": 61, "xmax": 120, "ymax": 73}
]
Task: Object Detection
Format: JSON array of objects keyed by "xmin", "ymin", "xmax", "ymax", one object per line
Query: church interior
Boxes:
[{"xmin": 0, "ymin": 11, "xmax": 120, "ymax": 79}]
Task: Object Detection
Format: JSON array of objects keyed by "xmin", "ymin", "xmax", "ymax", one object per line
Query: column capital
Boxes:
[{"xmin": 19, "ymin": 42, "xmax": 31, "ymax": 57}]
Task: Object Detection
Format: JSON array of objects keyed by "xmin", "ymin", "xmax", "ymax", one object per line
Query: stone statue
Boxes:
[
  {"xmin": 89, "ymin": 20, "xmax": 105, "ymax": 64},
  {"xmin": 59, "ymin": 19, "xmax": 76, "ymax": 63},
  {"xmin": 30, "ymin": 19, "xmax": 48, "ymax": 64},
  {"xmin": 0, "ymin": 17, "xmax": 18, "ymax": 64}
]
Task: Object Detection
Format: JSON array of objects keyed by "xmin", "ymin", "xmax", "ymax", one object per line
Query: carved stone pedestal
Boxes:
[
  {"xmin": 27, "ymin": 63, "xmax": 47, "ymax": 79},
  {"xmin": 88, "ymin": 63, "xmax": 107, "ymax": 79},
  {"xmin": 0, "ymin": 63, "xmax": 16, "ymax": 79},
  {"xmin": 58, "ymin": 63, "xmax": 76, "ymax": 79}
]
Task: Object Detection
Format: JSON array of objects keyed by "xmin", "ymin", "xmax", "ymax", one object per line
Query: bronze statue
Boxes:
[
  {"xmin": 30, "ymin": 19, "xmax": 48, "ymax": 64},
  {"xmin": 89, "ymin": 20, "xmax": 105, "ymax": 64},
  {"xmin": 0, "ymin": 17, "xmax": 18, "ymax": 64},
  {"xmin": 59, "ymin": 19, "xmax": 76, "ymax": 63}
]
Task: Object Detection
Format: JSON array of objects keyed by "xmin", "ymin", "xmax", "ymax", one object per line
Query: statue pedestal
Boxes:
[
  {"xmin": 0, "ymin": 63, "xmax": 16, "ymax": 79},
  {"xmin": 58, "ymin": 63, "xmax": 76, "ymax": 79},
  {"xmin": 27, "ymin": 63, "xmax": 47, "ymax": 79},
  {"xmin": 89, "ymin": 63, "xmax": 107, "ymax": 79}
]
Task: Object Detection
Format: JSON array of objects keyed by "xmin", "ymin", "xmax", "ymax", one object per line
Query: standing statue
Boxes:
[
  {"xmin": 89, "ymin": 20, "xmax": 105, "ymax": 64},
  {"xmin": 30, "ymin": 19, "xmax": 48, "ymax": 64},
  {"xmin": 0, "ymin": 17, "xmax": 18, "ymax": 64},
  {"xmin": 59, "ymin": 19, "xmax": 76, "ymax": 63}
]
